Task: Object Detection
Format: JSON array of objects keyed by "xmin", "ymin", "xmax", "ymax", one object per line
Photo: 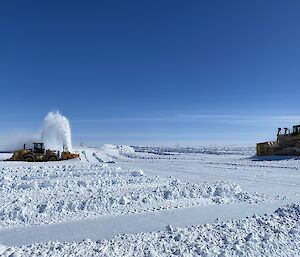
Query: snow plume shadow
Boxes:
[{"xmin": 41, "ymin": 111, "xmax": 72, "ymax": 152}]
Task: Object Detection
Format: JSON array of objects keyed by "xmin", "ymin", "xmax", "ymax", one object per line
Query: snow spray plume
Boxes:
[
  {"xmin": 41, "ymin": 112, "xmax": 72, "ymax": 152},
  {"xmin": 0, "ymin": 133, "xmax": 39, "ymax": 151}
]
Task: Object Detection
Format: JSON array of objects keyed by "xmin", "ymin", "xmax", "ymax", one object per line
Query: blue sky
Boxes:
[{"xmin": 0, "ymin": 1, "xmax": 300, "ymax": 146}]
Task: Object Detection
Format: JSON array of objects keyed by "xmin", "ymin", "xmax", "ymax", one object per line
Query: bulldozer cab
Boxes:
[
  {"xmin": 33, "ymin": 142, "xmax": 45, "ymax": 154},
  {"xmin": 292, "ymin": 125, "xmax": 300, "ymax": 135}
]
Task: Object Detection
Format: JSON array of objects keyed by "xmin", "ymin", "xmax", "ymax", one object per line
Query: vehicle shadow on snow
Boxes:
[{"xmin": 249, "ymin": 155, "xmax": 300, "ymax": 161}]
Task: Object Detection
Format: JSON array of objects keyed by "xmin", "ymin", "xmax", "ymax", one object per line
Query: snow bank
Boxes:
[
  {"xmin": 41, "ymin": 111, "xmax": 72, "ymax": 152},
  {"xmin": 76, "ymin": 145, "xmax": 136, "ymax": 163},
  {"xmin": 100, "ymin": 144, "xmax": 135, "ymax": 158},
  {"xmin": 1, "ymin": 204, "xmax": 299, "ymax": 256}
]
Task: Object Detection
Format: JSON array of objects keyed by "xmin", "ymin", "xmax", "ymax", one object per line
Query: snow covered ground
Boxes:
[
  {"xmin": 1, "ymin": 204, "xmax": 299, "ymax": 257},
  {"xmin": 0, "ymin": 145, "xmax": 299, "ymax": 256}
]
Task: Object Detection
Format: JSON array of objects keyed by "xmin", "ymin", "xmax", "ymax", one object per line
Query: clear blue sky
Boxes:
[{"xmin": 1, "ymin": 1, "xmax": 300, "ymax": 146}]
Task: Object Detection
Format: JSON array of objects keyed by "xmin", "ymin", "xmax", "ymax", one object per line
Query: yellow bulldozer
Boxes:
[
  {"xmin": 7, "ymin": 142, "xmax": 80, "ymax": 162},
  {"xmin": 257, "ymin": 125, "xmax": 300, "ymax": 156}
]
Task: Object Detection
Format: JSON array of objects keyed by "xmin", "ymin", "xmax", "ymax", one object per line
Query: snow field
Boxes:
[
  {"xmin": 133, "ymin": 145, "xmax": 256, "ymax": 156},
  {"xmin": 1, "ymin": 204, "xmax": 299, "ymax": 257},
  {"xmin": 0, "ymin": 145, "xmax": 299, "ymax": 256},
  {"xmin": 0, "ymin": 162, "xmax": 268, "ymax": 229}
]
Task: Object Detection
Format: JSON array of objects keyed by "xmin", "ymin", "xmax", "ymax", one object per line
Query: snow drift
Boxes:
[{"xmin": 41, "ymin": 112, "xmax": 72, "ymax": 152}]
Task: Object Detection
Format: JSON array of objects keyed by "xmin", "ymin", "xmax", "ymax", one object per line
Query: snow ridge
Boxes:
[
  {"xmin": 0, "ymin": 164, "xmax": 268, "ymax": 229},
  {"xmin": 1, "ymin": 204, "xmax": 299, "ymax": 257}
]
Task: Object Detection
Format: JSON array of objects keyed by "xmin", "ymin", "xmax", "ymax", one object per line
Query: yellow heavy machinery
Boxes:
[
  {"xmin": 8, "ymin": 142, "xmax": 80, "ymax": 162},
  {"xmin": 257, "ymin": 125, "xmax": 300, "ymax": 156}
]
